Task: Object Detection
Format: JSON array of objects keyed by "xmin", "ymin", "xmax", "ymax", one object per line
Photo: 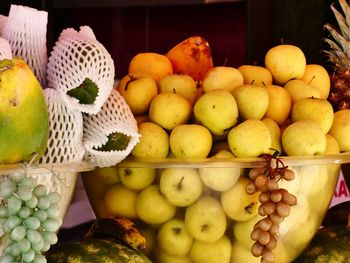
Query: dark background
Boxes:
[{"xmin": 0, "ymin": 0, "xmax": 337, "ymax": 79}]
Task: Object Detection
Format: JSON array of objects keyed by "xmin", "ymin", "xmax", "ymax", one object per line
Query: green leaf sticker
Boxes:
[
  {"xmin": 67, "ymin": 78, "xmax": 98, "ymax": 104},
  {"xmin": 95, "ymin": 132, "xmax": 131, "ymax": 152}
]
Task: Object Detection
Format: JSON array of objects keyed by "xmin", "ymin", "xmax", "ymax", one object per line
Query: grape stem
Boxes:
[{"xmin": 259, "ymin": 151, "xmax": 288, "ymax": 181}]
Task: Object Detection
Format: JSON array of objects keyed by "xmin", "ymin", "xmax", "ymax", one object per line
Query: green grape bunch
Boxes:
[{"xmin": 0, "ymin": 172, "xmax": 62, "ymax": 263}]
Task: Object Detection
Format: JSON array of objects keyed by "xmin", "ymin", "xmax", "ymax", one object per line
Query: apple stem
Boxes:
[
  {"xmin": 125, "ymin": 74, "xmax": 136, "ymax": 91},
  {"xmin": 308, "ymin": 75, "xmax": 316, "ymax": 85},
  {"xmin": 177, "ymin": 176, "xmax": 185, "ymax": 190}
]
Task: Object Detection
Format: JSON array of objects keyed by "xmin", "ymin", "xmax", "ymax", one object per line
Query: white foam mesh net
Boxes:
[
  {"xmin": 47, "ymin": 26, "xmax": 115, "ymax": 114},
  {"xmin": 39, "ymin": 88, "xmax": 85, "ymax": 164},
  {"xmin": 0, "ymin": 37, "xmax": 12, "ymax": 60},
  {"xmin": 1, "ymin": 5, "xmax": 48, "ymax": 87},
  {"xmin": 0, "ymin": 15, "xmax": 7, "ymax": 35},
  {"xmin": 83, "ymin": 89, "xmax": 140, "ymax": 167}
]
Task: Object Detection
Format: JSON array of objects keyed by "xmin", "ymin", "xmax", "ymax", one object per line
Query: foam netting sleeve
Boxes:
[
  {"xmin": 0, "ymin": 37, "xmax": 12, "ymax": 60},
  {"xmin": 83, "ymin": 88, "xmax": 140, "ymax": 168},
  {"xmin": 1, "ymin": 5, "xmax": 48, "ymax": 87},
  {"xmin": 47, "ymin": 26, "xmax": 115, "ymax": 114},
  {"xmin": 0, "ymin": 15, "xmax": 7, "ymax": 35},
  {"xmin": 39, "ymin": 88, "xmax": 85, "ymax": 164}
]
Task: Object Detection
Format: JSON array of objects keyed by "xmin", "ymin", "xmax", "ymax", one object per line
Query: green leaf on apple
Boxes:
[
  {"xmin": 94, "ymin": 132, "xmax": 131, "ymax": 152},
  {"xmin": 67, "ymin": 78, "xmax": 98, "ymax": 104}
]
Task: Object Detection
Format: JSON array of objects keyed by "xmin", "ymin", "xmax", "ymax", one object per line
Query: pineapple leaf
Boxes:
[
  {"xmin": 331, "ymin": 4, "xmax": 350, "ymax": 40},
  {"xmin": 338, "ymin": 0, "xmax": 350, "ymax": 28},
  {"xmin": 325, "ymin": 24, "xmax": 350, "ymax": 55}
]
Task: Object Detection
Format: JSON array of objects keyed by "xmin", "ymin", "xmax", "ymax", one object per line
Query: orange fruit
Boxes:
[
  {"xmin": 128, "ymin": 52, "xmax": 173, "ymax": 81},
  {"xmin": 166, "ymin": 36, "xmax": 213, "ymax": 81}
]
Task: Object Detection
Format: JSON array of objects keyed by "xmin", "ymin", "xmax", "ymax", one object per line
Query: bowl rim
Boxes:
[
  {"xmin": 0, "ymin": 161, "xmax": 95, "ymax": 175},
  {"xmin": 116, "ymin": 152, "xmax": 350, "ymax": 168}
]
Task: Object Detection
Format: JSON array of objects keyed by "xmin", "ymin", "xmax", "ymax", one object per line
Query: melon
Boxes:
[
  {"xmin": 46, "ymin": 237, "xmax": 152, "ymax": 263},
  {"xmin": 294, "ymin": 225, "xmax": 350, "ymax": 262}
]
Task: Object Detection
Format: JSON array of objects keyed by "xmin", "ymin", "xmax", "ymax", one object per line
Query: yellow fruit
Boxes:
[
  {"xmin": 104, "ymin": 184, "xmax": 138, "ymax": 218},
  {"xmin": 237, "ymin": 65, "xmax": 273, "ymax": 86},
  {"xmin": 149, "ymin": 93, "xmax": 192, "ymax": 130},
  {"xmin": 128, "ymin": 52, "xmax": 173, "ymax": 81},
  {"xmin": 116, "ymin": 73, "xmax": 158, "ymax": 115},
  {"xmin": 132, "ymin": 122, "xmax": 169, "ymax": 158},
  {"xmin": 264, "ymin": 84, "xmax": 292, "ymax": 125},
  {"xmin": 170, "ymin": 124, "xmax": 212, "ymax": 158},
  {"xmin": 158, "ymin": 74, "xmax": 197, "ymax": 105},
  {"xmin": 166, "ymin": 36, "xmax": 213, "ymax": 81},
  {"xmin": 301, "ymin": 64, "xmax": 331, "ymax": 99},
  {"xmin": 265, "ymin": 44, "xmax": 306, "ymax": 85},
  {"xmin": 202, "ymin": 66, "xmax": 244, "ymax": 93}
]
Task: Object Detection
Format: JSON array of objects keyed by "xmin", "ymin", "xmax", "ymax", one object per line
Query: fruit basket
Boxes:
[{"xmin": 82, "ymin": 152, "xmax": 350, "ymax": 263}]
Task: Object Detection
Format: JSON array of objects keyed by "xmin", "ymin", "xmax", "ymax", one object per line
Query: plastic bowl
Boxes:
[{"xmin": 82, "ymin": 153, "xmax": 350, "ymax": 263}]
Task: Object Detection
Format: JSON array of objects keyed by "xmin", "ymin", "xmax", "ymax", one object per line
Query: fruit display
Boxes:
[
  {"xmin": 46, "ymin": 217, "xmax": 151, "ymax": 263},
  {"xmin": 82, "ymin": 32, "xmax": 350, "ymax": 263}
]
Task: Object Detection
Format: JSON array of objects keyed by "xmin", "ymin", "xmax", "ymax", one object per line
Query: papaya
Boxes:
[
  {"xmin": 166, "ymin": 36, "xmax": 213, "ymax": 81},
  {"xmin": 0, "ymin": 58, "xmax": 49, "ymax": 164}
]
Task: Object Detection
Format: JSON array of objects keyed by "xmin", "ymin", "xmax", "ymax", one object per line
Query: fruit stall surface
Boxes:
[{"xmin": 2, "ymin": 0, "xmax": 350, "ymax": 263}]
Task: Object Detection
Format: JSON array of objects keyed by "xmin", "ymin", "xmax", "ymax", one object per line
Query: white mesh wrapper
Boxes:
[
  {"xmin": 2, "ymin": 5, "xmax": 48, "ymax": 87},
  {"xmin": 0, "ymin": 37, "xmax": 12, "ymax": 60},
  {"xmin": 47, "ymin": 26, "xmax": 115, "ymax": 114},
  {"xmin": 0, "ymin": 15, "xmax": 7, "ymax": 35},
  {"xmin": 83, "ymin": 89, "xmax": 140, "ymax": 167},
  {"xmin": 39, "ymin": 88, "xmax": 85, "ymax": 164}
]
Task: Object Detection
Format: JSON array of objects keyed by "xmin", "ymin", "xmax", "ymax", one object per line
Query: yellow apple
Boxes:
[
  {"xmin": 281, "ymin": 120, "xmax": 326, "ymax": 156},
  {"xmin": 232, "ymin": 215, "xmax": 262, "ymax": 249},
  {"xmin": 232, "ymin": 84, "xmax": 269, "ymax": 120},
  {"xmin": 159, "ymin": 168, "xmax": 202, "ymax": 207},
  {"xmin": 117, "ymin": 166, "xmax": 156, "ymax": 190},
  {"xmin": 301, "ymin": 64, "xmax": 331, "ymax": 99},
  {"xmin": 104, "ymin": 184, "xmax": 138, "ymax": 218},
  {"xmin": 149, "ymin": 92, "xmax": 192, "ymax": 130},
  {"xmin": 199, "ymin": 150, "xmax": 241, "ymax": 192},
  {"xmin": 116, "ymin": 73, "xmax": 158, "ymax": 115},
  {"xmin": 185, "ymin": 196, "xmax": 227, "ymax": 242},
  {"xmin": 170, "ymin": 124, "xmax": 212, "ymax": 158},
  {"xmin": 194, "ymin": 89, "xmax": 239, "ymax": 135},
  {"xmin": 262, "ymin": 117, "xmax": 282, "ymax": 154},
  {"xmin": 221, "ymin": 177, "xmax": 260, "ymax": 221},
  {"xmin": 324, "ymin": 134, "xmax": 340, "ymax": 154},
  {"xmin": 158, "ymin": 74, "xmax": 197, "ymax": 105},
  {"xmin": 136, "ymin": 185, "xmax": 176, "ymax": 225},
  {"xmin": 202, "ymin": 66, "xmax": 243, "ymax": 93},
  {"xmin": 329, "ymin": 109, "xmax": 350, "ymax": 151},
  {"xmin": 230, "ymin": 241, "xmax": 260, "ymax": 263},
  {"xmin": 190, "ymin": 235, "xmax": 232, "ymax": 263},
  {"xmin": 291, "ymin": 98, "xmax": 334, "ymax": 134},
  {"xmin": 264, "ymin": 44, "xmax": 306, "ymax": 85},
  {"xmin": 157, "ymin": 218, "xmax": 193, "ymax": 256},
  {"xmin": 284, "ymin": 79, "xmax": 321, "ymax": 103},
  {"xmin": 132, "ymin": 122, "xmax": 169, "ymax": 158},
  {"xmin": 264, "ymin": 84, "xmax": 292, "ymax": 125},
  {"xmin": 237, "ymin": 64, "xmax": 273, "ymax": 86},
  {"xmin": 155, "ymin": 247, "xmax": 192, "ymax": 263},
  {"xmin": 227, "ymin": 119, "xmax": 271, "ymax": 157}
]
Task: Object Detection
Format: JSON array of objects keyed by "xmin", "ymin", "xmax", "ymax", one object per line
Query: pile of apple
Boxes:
[{"xmin": 87, "ymin": 36, "xmax": 350, "ymax": 263}]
